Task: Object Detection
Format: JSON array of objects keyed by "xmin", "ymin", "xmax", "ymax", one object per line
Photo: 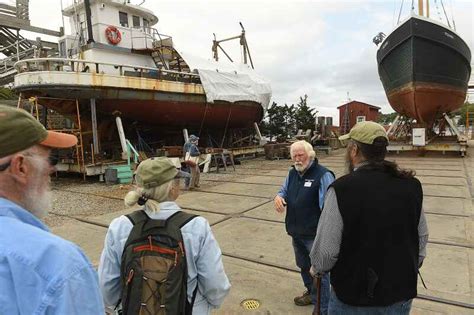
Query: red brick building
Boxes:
[{"xmin": 338, "ymin": 101, "xmax": 380, "ymax": 134}]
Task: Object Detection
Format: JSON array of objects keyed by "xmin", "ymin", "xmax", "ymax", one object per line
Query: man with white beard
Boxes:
[
  {"xmin": 0, "ymin": 105, "xmax": 104, "ymax": 314},
  {"xmin": 274, "ymin": 140, "xmax": 334, "ymax": 315}
]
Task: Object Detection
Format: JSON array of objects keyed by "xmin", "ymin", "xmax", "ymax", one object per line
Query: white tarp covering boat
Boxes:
[{"xmin": 179, "ymin": 51, "xmax": 272, "ymax": 111}]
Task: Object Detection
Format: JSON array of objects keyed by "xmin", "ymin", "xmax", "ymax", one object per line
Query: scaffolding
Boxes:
[
  {"xmin": 387, "ymin": 114, "xmax": 468, "ymax": 156},
  {"xmin": 0, "ymin": 0, "xmax": 61, "ymax": 85},
  {"xmin": 17, "ymin": 94, "xmax": 86, "ymax": 178}
]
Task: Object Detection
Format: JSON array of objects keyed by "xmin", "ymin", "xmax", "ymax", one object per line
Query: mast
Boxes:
[
  {"xmin": 418, "ymin": 0, "xmax": 430, "ymax": 17},
  {"xmin": 84, "ymin": 0, "xmax": 95, "ymax": 44},
  {"xmin": 418, "ymin": 0, "xmax": 424, "ymax": 17}
]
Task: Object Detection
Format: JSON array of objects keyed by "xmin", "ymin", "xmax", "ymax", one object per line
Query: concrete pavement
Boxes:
[{"xmin": 52, "ymin": 147, "xmax": 474, "ymax": 314}]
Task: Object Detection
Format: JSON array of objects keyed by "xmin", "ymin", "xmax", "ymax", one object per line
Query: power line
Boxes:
[
  {"xmin": 449, "ymin": 0, "xmax": 456, "ymax": 31},
  {"xmin": 392, "ymin": 0, "xmax": 397, "ymax": 27}
]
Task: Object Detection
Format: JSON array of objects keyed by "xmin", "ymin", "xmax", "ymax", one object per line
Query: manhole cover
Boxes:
[{"xmin": 241, "ymin": 299, "xmax": 261, "ymax": 310}]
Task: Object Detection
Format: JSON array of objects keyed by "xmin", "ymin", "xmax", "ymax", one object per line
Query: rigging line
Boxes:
[
  {"xmin": 411, "ymin": 0, "xmax": 415, "ymax": 12},
  {"xmin": 71, "ymin": 1, "xmax": 82, "ymax": 56},
  {"xmin": 440, "ymin": 0, "xmax": 452, "ymax": 28},
  {"xmin": 449, "ymin": 0, "xmax": 456, "ymax": 31},
  {"xmin": 434, "ymin": 0, "xmax": 442, "ymax": 21},
  {"xmin": 392, "ymin": 0, "xmax": 397, "ymax": 27},
  {"xmin": 220, "ymin": 105, "xmax": 232, "ymax": 148},
  {"xmin": 198, "ymin": 102, "xmax": 209, "ymax": 136},
  {"xmin": 397, "ymin": 0, "xmax": 405, "ymax": 24}
]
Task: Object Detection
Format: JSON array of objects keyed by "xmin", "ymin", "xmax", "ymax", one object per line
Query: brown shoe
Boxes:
[{"xmin": 294, "ymin": 290, "xmax": 312, "ymax": 306}]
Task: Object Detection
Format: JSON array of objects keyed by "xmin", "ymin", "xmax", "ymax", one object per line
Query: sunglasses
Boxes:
[
  {"xmin": 0, "ymin": 160, "xmax": 10, "ymax": 171},
  {"xmin": 0, "ymin": 152, "xmax": 59, "ymax": 172}
]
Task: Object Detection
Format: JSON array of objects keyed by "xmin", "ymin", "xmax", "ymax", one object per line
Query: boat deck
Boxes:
[{"xmin": 47, "ymin": 145, "xmax": 474, "ymax": 314}]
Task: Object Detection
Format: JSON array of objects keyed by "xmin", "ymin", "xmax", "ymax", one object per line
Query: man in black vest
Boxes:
[
  {"xmin": 274, "ymin": 140, "xmax": 334, "ymax": 314},
  {"xmin": 309, "ymin": 121, "xmax": 429, "ymax": 314}
]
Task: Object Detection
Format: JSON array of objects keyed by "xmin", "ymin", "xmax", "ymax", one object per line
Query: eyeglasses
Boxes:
[
  {"xmin": 48, "ymin": 153, "xmax": 59, "ymax": 166},
  {"xmin": 0, "ymin": 152, "xmax": 59, "ymax": 172},
  {"xmin": 0, "ymin": 159, "xmax": 11, "ymax": 171}
]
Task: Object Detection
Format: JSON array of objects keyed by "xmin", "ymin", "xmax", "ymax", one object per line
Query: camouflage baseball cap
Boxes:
[
  {"xmin": 339, "ymin": 121, "xmax": 388, "ymax": 145},
  {"xmin": 0, "ymin": 105, "xmax": 78, "ymax": 158},
  {"xmin": 136, "ymin": 157, "xmax": 190, "ymax": 189}
]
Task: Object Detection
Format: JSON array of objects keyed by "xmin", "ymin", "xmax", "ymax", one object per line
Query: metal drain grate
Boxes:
[{"xmin": 241, "ymin": 299, "xmax": 261, "ymax": 310}]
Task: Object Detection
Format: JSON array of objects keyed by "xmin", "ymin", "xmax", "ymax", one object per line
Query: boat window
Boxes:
[
  {"xmin": 119, "ymin": 11, "xmax": 129, "ymax": 27},
  {"xmin": 143, "ymin": 19, "xmax": 149, "ymax": 33},
  {"xmin": 133, "ymin": 15, "xmax": 140, "ymax": 28}
]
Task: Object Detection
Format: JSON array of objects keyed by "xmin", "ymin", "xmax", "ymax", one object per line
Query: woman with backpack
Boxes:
[{"xmin": 98, "ymin": 157, "xmax": 230, "ymax": 314}]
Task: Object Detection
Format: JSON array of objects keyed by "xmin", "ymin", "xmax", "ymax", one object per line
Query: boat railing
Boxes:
[
  {"xmin": 90, "ymin": 22, "xmax": 172, "ymax": 51},
  {"xmin": 14, "ymin": 57, "xmax": 200, "ymax": 83},
  {"xmin": 130, "ymin": 26, "xmax": 173, "ymax": 50}
]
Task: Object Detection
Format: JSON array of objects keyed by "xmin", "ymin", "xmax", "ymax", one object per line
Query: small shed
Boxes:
[{"xmin": 338, "ymin": 101, "xmax": 380, "ymax": 134}]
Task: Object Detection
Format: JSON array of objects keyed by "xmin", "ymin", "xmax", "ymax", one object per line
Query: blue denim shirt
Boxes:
[
  {"xmin": 0, "ymin": 198, "xmax": 104, "ymax": 315},
  {"xmin": 98, "ymin": 201, "xmax": 230, "ymax": 315},
  {"xmin": 184, "ymin": 141, "xmax": 200, "ymax": 157},
  {"xmin": 278, "ymin": 160, "xmax": 335, "ymax": 207}
]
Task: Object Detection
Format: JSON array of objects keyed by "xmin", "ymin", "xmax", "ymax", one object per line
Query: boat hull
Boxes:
[
  {"xmin": 377, "ymin": 16, "xmax": 471, "ymax": 124},
  {"xmin": 15, "ymin": 82, "xmax": 264, "ymax": 129}
]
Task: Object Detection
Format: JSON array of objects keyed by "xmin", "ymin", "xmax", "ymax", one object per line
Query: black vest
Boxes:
[
  {"xmin": 330, "ymin": 166, "xmax": 422, "ymax": 306},
  {"xmin": 285, "ymin": 162, "xmax": 332, "ymax": 238}
]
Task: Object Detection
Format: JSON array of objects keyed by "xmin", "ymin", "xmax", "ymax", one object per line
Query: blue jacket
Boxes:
[
  {"xmin": 184, "ymin": 141, "xmax": 200, "ymax": 157},
  {"xmin": 0, "ymin": 198, "xmax": 104, "ymax": 315},
  {"xmin": 98, "ymin": 201, "xmax": 230, "ymax": 315},
  {"xmin": 278, "ymin": 161, "xmax": 334, "ymax": 238}
]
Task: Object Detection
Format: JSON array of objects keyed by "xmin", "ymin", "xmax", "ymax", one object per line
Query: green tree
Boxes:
[
  {"xmin": 377, "ymin": 112, "xmax": 398, "ymax": 125},
  {"xmin": 261, "ymin": 95, "xmax": 317, "ymax": 141},
  {"xmin": 457, "ymin": 102, "xmax": 474, "ymax": 126},
  {"xmin": 0, "ymin": 87, "xmax": 16, "ymax": 100},
  {"xmin": 265, "ymin": 102, "xmax": 286, "ymax": 141},
  {"xmin": 294, "ymin": 94, "xmax": 316, "ymax": 131}
]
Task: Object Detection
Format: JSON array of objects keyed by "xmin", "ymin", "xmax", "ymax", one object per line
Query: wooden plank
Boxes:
[
  {"xmin": 0, "ymin": 15, "xmax": 61, "ymax": 37},
  {"xmin": 0, "ymin": 4, "xmax": 16, "ymax": 12}
]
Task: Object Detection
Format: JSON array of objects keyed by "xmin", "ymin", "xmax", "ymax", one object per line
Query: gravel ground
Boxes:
[
  {"xmin": 43, "ymin": 214, "xmax": 77, "ymax": 228},
  {"xmin": 43, "ymin": 158, "xmax": 278, "ymax": 227},
  {"xmin": 43, "ymin": 154, "xmax": 330, "ymax": 228}
]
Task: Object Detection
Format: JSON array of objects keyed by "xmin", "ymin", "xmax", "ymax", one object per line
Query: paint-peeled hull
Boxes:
[{"xmin": 377, "ymin": 15, "xmax": 471, "ymax": 124}]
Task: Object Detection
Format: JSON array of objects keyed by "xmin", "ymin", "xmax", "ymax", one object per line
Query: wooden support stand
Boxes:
[{"xmin": 207, "ymin": 149, "xmax": 235, "ymax": 173}]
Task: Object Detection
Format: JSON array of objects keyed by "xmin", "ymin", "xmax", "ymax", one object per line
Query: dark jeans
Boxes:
[
  {"xmin": 328, "ymin": 289, "xmax": 413, "ymax": 314},
  {"xmin": 292, "ymin": 236, "xmax": 330, "ymax": 314},
  {"xmin": 182, "ymin": 164, "xmax": 191, "ymax": 187}
]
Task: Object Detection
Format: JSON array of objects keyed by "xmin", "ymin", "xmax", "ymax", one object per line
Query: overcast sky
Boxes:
[{"xmin": 8, "ymin": 0, "xmax": 474, "ymax": 124}]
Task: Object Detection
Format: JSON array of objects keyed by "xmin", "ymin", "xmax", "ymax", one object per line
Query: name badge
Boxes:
[{"xmin": 304, "ymin": 181, "xmax": 312, "ymax": 187}]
